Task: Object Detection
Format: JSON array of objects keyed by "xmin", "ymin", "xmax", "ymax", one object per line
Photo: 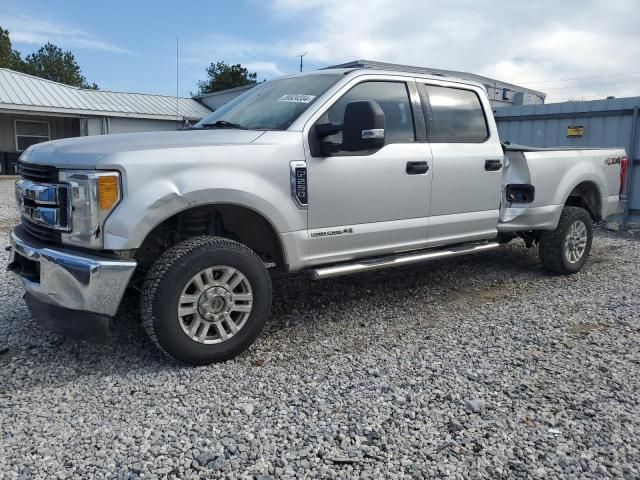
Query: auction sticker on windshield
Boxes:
[{"xmin": 278, "ymin": 94, "xmax": 316, "ymax": 103}]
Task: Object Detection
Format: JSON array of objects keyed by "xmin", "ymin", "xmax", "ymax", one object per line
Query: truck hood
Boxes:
[{"xmin": 19, "ymin": 129, "xmax": 266, "ymax": 167}]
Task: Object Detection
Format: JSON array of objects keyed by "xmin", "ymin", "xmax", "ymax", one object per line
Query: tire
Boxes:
[
  {"xmin": 539, "ymin": 206, "xmax": 593, "ymax": 275},
  {"xmin": 140, "ymin": 236, "xmax": 272, "ymax": 365}
]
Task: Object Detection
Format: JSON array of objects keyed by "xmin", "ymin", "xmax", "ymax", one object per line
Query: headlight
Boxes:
[{"xmin": 59, "ymin": 170, "xmax": 122, "ymax": 249}]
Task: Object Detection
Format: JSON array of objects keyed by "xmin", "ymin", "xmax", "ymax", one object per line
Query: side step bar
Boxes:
[{"xmin": 309, "ymin": 242, "xmax": 500, "ymax": 280}]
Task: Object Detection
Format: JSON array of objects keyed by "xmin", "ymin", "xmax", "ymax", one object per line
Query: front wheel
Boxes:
[
  {"xmin": 538, "ymin": 206, "xmax": 593, "ymax": 274},
  {"xmin": 140, "ymin": 236, "xmax": 272, "ymax": 365}
]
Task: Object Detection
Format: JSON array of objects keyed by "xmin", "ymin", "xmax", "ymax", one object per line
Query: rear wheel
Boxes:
[
  {"xmin": 140, "ymin": 236, "xmax": 272, "ymax": 364},
  {"xmin": 539, "ymin": 206, "xmax": 593, "ymax": 274}
]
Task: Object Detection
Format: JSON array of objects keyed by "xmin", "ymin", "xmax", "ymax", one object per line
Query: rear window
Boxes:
[{"xmin": 423, "ymin": 85, "xmax": 488, "ymax": 143}]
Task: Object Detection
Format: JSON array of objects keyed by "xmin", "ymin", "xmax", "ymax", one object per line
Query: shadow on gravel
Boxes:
[
  {"xmin": 268, "ymin": 243, "xmax": 540, "ymax": 321},
  {"xmin": 1, "ymin": 238, "xmax": 611, "ymax": 385}
]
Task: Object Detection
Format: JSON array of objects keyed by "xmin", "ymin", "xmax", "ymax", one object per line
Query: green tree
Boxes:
[
  {"xmin": 0, "ymin": 27, "xmax": 97, "ymax": 88},
  {"xmin": 196, "ymin": 61, "xmax": 257, "ymax": 95},
  {"xmin": 24, "ymin": 43, "xmax": 98, "ymax": 89},
  {"xmin": 0, "ymin": 26, "xmax": 26, "ymax": 71}
]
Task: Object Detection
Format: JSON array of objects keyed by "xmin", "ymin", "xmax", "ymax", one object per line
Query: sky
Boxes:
[{"xmin": 1, "ymin": 0, "xmax": 639, "ymax": 103}]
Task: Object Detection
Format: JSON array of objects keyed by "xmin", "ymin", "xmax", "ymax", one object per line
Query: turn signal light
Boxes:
[{"xmin": 97, "ymin": 175, "xmax": 120, "ymax": 210}]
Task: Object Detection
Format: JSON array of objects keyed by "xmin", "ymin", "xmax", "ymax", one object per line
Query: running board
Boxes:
[{"xmin": 309, "ymin": 242, "xmax": 500, "ymax": 280}]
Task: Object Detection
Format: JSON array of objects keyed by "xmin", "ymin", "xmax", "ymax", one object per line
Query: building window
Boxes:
[{"xmin": 15, "ymin": 120, "xmax": 50, "ymax": 151}]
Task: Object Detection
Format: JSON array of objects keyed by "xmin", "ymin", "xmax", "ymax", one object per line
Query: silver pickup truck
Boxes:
[{"xmin": 8, "ymin": 68, "xmax": 628, "ymax": 364}]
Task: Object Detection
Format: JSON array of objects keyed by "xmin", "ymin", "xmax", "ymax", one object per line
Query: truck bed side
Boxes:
[{"xmin": 499, "ymin": 147, "xmax": 625, "ymax": 232}]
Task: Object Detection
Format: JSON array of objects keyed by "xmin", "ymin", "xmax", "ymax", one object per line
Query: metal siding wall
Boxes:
[
  {"xmin": 85, "ymin": 117, "xmax": 104, "ymax": 135},
  {"xmin": 495, "ymin": 97, "xmax": 640, "ymax": 221},
  {"xmin": 108, "ymin": 117, "xmax": 181, "ymax": 134},
  {"xmin": 631, "ymin": 110, "xmax": 640, "ymax": 217}
]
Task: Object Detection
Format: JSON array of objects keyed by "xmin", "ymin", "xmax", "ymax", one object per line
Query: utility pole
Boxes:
[{"xmin": 296, "ymin": 52, "xmax": 308, "ymax": 72}]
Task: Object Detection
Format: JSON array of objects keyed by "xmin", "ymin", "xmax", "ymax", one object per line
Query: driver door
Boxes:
[{"xmin": 304, "ymin": 78, "xmax": 433, "ymax": 265}]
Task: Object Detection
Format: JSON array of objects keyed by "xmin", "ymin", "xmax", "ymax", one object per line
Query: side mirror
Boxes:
[
  {"xmin": 310, "ymin": 100, "xmax": 386, "ymax": 157},
  {"xmin": 312, "ymin": 123, "xmax": 342, "ymax": 156},
  {"xmin": 315, "ymin": 122, "xmax": 342, "ymax": 138},
  {"xmin": 341, "ymin": 100, "xmax": 385, "ymax": 152}
]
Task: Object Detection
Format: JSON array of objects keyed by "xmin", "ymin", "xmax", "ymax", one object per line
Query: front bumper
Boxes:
[{"xmin": 8, "ymin": 225, "xmax": 137, "ymax": 317}]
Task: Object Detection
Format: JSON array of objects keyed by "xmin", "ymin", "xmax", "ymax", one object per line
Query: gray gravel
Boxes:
[{"xmin": 1, "ymin": 178, "xmax": 639, "ymax": 479}]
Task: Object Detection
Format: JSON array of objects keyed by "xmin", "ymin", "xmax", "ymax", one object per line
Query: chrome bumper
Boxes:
[{"xmin": 8, "ymin": 226, "xmax": 137, "ymax": 317}]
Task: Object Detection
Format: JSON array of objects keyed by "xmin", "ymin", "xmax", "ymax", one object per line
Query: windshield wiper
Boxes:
[{"xmin": 199, "ymin": 120, "xmax": 248, "ymax": 130}]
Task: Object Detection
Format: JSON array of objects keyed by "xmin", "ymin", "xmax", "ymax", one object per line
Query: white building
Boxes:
[
  {"xmin": 329, "ymin": 60, "xmax": 547, "ymax": 108},
  {"xmin": 195, "ymin": 60, "xmax": 548, "ymax": 114},
  {"xmin": 0, "ymin": 68, "xmax": 211, "ymax": 174}
]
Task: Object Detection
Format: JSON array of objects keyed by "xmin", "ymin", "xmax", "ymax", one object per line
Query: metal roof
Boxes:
[
  {"xmin": 327, "ymin": 60, "xmax": 546, "ymax": 99},
  {"xmin": 192, "ymin": 83, "xmax": 256, "ymax": 100},
  {"xmin": 0, "ymin": 68, "xmax": 211, "ymax": 121}
]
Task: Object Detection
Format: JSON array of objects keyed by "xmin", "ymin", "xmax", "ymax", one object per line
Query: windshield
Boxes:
[{"xmin": 195, "ymin": 74, "xmax": 342, "ymax": 131}]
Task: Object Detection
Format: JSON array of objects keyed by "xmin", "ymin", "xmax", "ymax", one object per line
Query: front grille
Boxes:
[
  {"xmin": 18, "ymin": 161, "xmax": 67, "ymax": 245},
  {"xmin": 18, "ymin": 162, "xmax": 58, "ymax": 183},
  {"xmin": 21, "ymin": 218, "xmax": 62, "ymax": 244}
]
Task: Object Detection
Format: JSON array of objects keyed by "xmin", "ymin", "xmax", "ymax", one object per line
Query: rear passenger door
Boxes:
[{"xmin": 418, "ymin": 82, "xmax": 504, "ymax": 246}]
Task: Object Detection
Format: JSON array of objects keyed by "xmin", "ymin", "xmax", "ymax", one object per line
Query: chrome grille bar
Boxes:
[{"xmin": 17, "ymin": 180, "xmax": 62, "ymax": 205}]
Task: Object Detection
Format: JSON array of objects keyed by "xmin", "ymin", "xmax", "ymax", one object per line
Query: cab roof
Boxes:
[{"xmin": 279, "ymin": 67, "xmax": 487, "ymax": 91}]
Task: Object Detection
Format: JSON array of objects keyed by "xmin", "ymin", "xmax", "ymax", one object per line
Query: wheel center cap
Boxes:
[{"xmin": 198, "ymin": 287, "xmax": 233, "ymax": 318}]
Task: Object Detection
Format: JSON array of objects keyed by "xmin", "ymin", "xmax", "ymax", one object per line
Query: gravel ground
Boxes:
[{"xmin": 0, "ymin": 178, "xmax": 639, "ymax": 479}]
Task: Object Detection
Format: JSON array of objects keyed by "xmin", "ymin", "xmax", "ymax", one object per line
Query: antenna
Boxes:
[
  {"xmin": 296, "ymin": 52, "xmax": 308, "ymax": 72},
  {"xmin": 176, "ymin": 36, "xmax": 179, "ymax": 126}
]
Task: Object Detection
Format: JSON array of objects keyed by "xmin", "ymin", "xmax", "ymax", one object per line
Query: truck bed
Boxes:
[{"xmin": 498, "ymin": 144, "xmax": 625, "ymax": 232}]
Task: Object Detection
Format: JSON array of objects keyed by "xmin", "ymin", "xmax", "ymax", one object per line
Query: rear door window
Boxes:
[{"xmin": 423, "ymin": 85, "xmax": 488, "ymax": 143}]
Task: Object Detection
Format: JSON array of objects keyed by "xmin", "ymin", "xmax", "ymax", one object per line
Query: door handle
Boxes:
[
  {"xmin": 406, "ymin": 161, "xmax": 429, "ymax": 175},
  {"xmin": 485, "ymin": 159, "xmax": 503, "ymax": 171}
]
